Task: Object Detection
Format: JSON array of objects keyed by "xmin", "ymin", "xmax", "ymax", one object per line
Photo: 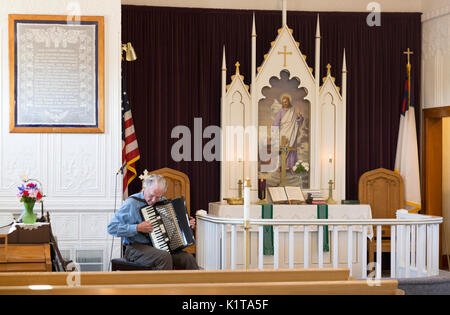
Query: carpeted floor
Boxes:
[{"xmin": 396, "ymin": 269, "xmax": 450, "ymax": 295}]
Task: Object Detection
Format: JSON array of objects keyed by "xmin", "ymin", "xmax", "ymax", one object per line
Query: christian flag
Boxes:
[
  {"xmin": 121, "ymin": 62, "xmax": 140, "ymax": 199},
  {"xmin": 394, "ymin": 59, "xmax": 421, "ymax": 212}
]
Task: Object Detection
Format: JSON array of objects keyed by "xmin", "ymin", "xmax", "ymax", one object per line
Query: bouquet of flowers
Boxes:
[
  {"xmin": 293, "ymin": 160, "xmax": 310, "ymax": 174},
  {"xmin": 17, "ymin": 179, "xmax": 45, "ymax": 203}
]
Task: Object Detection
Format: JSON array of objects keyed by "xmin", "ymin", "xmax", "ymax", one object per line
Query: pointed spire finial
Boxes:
[
  {"xmin": 342, "ymin": 49, "xmax": 347, "ymax": 73},
  {"xmin": 316, "ymin": 14, "xmax": 321, "ymax": 38},
  {"xmin": 222, "ymin": 46, "xmax": 227, "ymax": 71},
  {"xmin": 282, "ymin": 0, "xmax": 287, "ymax": 27},
  {"xmin": 252, "ymin": 12, "xmax": 257, "ymax": 37},
  {"xmin": 235, "ymin": 62, "xmax": 241, "ymax": 75}
]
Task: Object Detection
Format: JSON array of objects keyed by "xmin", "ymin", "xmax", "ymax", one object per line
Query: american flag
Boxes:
[{"xmin": 121, "ymin": 62, "xmax": 140, "ymax": 199}]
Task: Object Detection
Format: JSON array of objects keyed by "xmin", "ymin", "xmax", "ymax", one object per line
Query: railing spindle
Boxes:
[
  {"xmin": 376, "ymin": 225, "xmax": 382, "ymax": 279},
  {"xmin": 221, "ymin": 224, "xmax": 226, "ymax": 270},
  {"xmin": 406, "ymin": 225, "xmax": 411, "ymax": 277},
  {"xmin": 347, "ymin": 225, "xmax": 353, "ymax": 276},
  {"xmin": 274, "ymin": 226, "xmax": 279, "ymax": 269},
  {"xmin": 304, "ymin": 226, "xmax": 309, "ymax": 269},
  {"xmin": 427, "ymin": 224, "xmax": 432, "ymax": 276},
  {"xmin": 362, "ymin": 225, "xmax": 367, "ymax": 279},
  {"xmin": 288, "ymin": 225, "xmax": 294, "ymax": 269},
  {"xmin": 332, "ymin": 226, "xmax": 338, "ymax": 269},
  {"xmin": 417, "ymin": 224, "xmax": 426, "ymax": 276},
  {"xmin": 230, "ymin": 224, "xmax": 236, "ymax": 270},
  {"xmin": 318, "ymin": 225, "xmax": 324, "ymax": 269},
  {"xmin": 390, "ymin": 225, "xmax": 396, "ymax": 278},
  {"xmin": 258, "ymin": 225, "xmax": 263, "ymax": 270},
  {"xmin": 411, "ymin": 225, "xmax": 416, "ymax": 268},
  {"xmin": 433, "ymin": 224, "xmax": 440, "ymax": 275}
]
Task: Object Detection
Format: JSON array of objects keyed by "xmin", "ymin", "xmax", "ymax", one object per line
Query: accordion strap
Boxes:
[{"xmin": 130, "ymin": 196, "xmax": 147, "ymax": 204}]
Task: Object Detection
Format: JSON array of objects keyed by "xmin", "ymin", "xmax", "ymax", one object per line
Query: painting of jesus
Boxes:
[{"xmin": 258, "ymin": 70, "xmax": 310, "ymax": 188}]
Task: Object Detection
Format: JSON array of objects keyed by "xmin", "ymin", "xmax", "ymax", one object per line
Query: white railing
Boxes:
[{"xmin": 196, "ymin": 210, "xmax": 443, "ymax": 279}]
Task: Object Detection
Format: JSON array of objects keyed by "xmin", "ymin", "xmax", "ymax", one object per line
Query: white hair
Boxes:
[{"xmin": 142, "ymin": 174, "xmax": 167, "ymax": 192}]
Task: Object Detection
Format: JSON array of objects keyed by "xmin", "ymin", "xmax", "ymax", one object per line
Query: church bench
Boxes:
[
  {"xmin": 0, "ymin": 268, "xmax": 351, "ymax": 286},
  {"xmin": 0, "ymin": 279, "xmax": 403, "ymax": 295}
]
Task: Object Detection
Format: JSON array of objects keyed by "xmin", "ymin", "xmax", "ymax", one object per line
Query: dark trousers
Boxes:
[{"xmin": 125, "ymin": 243, "xmax": 199, "ymax": 270}]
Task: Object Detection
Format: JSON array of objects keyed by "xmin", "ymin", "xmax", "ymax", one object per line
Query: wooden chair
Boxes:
[
  {"xmin": 145, "ymin": 167, "xmax": 195, "ymax": 255},
  {"xmin": 358, "ymin": 168, "xmax": 404, "ymax": 265},
  {"xmin": 111, "ymin": 167, "xmax": 194, "ymax": 271}
]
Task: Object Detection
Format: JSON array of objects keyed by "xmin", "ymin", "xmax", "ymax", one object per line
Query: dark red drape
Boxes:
[{"xmin": 121, "ymin": 5, "xmax": 421, "ymax": 211}]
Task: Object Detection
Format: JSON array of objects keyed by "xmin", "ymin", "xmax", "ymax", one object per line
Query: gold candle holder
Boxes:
[
  {"xmin": 327, "ymin": 179, "xmax": 337, "ymax": 204},
  {"xmin": 238, "ymin": 180, "xmax": 243, "ymax": 199}
]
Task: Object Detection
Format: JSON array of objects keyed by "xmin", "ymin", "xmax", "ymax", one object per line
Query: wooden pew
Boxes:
[
  {"xmin": 0, "ymin": 268, "xmax": 351, "ymax": 286},
  {"xmin": 0, "ymin": 268, "xmax": 404, "ymax": 295},
  {"xmin": 0, "ymin": 280, "xmax": 403, "ymax": 295}
]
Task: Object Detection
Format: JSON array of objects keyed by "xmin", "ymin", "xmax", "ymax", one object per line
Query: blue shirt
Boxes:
[{"xmin": 107, "ymin": 191, "xmax": 151, "ymax": 245}]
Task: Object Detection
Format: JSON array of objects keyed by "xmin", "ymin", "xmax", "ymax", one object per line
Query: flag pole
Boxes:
[{"xmin": 403, "ymin": 48, "xmax": 413, "ymax": 108}]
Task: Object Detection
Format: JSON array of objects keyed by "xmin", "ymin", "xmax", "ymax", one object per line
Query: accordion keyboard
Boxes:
[{"xmin": 140, "ymin": 205, "xmax": 170, "ymax": 252}]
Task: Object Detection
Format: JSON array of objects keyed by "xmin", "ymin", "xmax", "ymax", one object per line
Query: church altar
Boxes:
[
  {"xmin": 220, "ymin": 0, "xmax": 347, "ymax": 203},
  {"xmin": 202, "ymin": 0, "xmax": 368, "ymax": 274},
  {"xmin": 199, "ymin": 202, "xmax": 373, "ymax": 274}
]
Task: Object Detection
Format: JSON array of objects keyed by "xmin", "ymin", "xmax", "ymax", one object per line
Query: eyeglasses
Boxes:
[{"xmin": 148, "ymin": 194, "xmax": 163, "ymax": 202}]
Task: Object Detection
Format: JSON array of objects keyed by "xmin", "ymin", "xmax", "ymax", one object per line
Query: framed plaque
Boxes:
[{"xmin": 9, "ymin": 15, "xmax": 104, "ymax": 133}]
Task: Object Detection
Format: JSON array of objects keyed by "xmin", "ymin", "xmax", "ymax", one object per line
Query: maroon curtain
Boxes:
[{"xmin": 121, "ymin": 5, "xmax": 421, "ymax": 210}]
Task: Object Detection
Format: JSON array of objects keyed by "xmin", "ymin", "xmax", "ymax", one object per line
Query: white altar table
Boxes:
[{"xmin": 209, "ymin": 202, "xmax": 373, "ymax": 237}]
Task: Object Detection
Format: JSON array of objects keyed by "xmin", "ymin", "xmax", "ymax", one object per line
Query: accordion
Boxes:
[{"xmin": 139, "ymin": 197, "xmax": 195, "ymax": 253}]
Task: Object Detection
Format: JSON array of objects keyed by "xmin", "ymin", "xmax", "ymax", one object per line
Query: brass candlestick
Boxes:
[
  {"xmin": 238, "ymin": 180, "xmax": 243, "ymax": 199},
  {"xmin": 327, "ymin": 179, "xmax": 337, "ymax": 204},
  {"xmin": 223, "ymin": 180, "xmax": 244, "ymax": 205}
]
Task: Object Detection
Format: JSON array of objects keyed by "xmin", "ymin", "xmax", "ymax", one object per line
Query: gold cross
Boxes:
[
  {"xmin": 326, "ymin": 64, "xmax": 332, "ymax": 76},
  {"xmin": 403, "ymin": 48, "xmax": 414, "ymax": 104},
  {"xmin": 235, "ymin": 61, "xmax": 241, "ymax": 74},
  {"xmin": 403, "ymin": 48, "xmax": 413, "ymax": 66},
  {"xmin": 278, "ymin": 45, "xmax": 292, "ymax": 67}
]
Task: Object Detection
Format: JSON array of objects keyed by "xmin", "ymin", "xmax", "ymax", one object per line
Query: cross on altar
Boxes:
[
  {"xmin": 279, "ymin": 135, "xmax": 296, "ymax": 186},
  {"xmin": 278, "ymin": 45, "xmax": 292, "ymax": 67}
]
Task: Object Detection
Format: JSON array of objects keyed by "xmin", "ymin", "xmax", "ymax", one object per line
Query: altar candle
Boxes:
[
  {"xmin": 328, "ymin": 156, "xmax": 333, "ymax": 181},
  {"xmin": 258, "ymin": 179, "xmax": 266, "ymax": 200},
  {"xmin": 244, "ymin": 178, "xmax": 251, "ymax": 221}
]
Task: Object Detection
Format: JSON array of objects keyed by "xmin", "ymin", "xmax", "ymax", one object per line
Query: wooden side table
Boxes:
[{"xmin": 0, "ymin": 234, "xmax": 7, "ymax": 264}]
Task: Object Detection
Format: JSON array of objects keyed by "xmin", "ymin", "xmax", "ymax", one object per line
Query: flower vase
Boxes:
[
  {"xmin": 299, "ymin": 175, "xmax": 303, "ymax": 189},
  {"xmin": 22, "ymin": 200, "xmax": 37, "ymax": 224}
]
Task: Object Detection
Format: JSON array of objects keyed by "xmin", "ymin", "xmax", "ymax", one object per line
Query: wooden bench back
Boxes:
[
  {"xmin": 0, "ymin": 280, "xmax": 403, "ymax": 295},
  {"xmin": 0, "ymin": 268, "xmax": 350, "ymax": 286}
]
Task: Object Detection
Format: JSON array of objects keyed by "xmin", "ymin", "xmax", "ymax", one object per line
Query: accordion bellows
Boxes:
[{"xmin": 140, "ymin": 197, "xmax": 195, "ymax": 253}]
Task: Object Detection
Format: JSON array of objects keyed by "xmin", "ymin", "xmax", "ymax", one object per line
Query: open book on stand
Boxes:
[{"xmin": 268, "ymin": 186, "xmax": 305, "ymax": 204}]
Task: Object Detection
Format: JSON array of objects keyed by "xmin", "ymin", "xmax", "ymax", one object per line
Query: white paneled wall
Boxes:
[
  {"xmin": 422, "ymin": 4, "xmax": 450, "ymax": 109},
  {"xmin": 0, "ymin": 0, "xmax": 122, "ymax": 271}
]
